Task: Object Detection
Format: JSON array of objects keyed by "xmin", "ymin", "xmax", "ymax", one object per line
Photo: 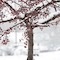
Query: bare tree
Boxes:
[{"xmin": 0, "ymin": 0, "xmax": 60, "ymax": 60}]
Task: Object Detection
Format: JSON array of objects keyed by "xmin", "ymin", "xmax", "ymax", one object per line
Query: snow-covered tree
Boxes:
[{"xmin": 0, "ymin": 0, "xmax": 60, "ymax": 60}]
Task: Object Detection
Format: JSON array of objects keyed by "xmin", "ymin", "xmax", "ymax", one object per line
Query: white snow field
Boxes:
[{"xmin": 0, "ymin": 51, "xmax": 60, "ymax": 60}]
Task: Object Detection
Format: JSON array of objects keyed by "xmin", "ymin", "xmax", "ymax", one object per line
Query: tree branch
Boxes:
[
  {"xmin": 0, "ymin": 16, "xmax": 25, "ymax": 23},
  {"xmin": 0, "ymin": 0, "xmax": 60, "ymax": 24},
  {"xmin": 35, "ymin": 0, "xmax": 60, "ymax": 11},
  {"xmin": 2, "ymin": 1, "xmax": 19, "ymax": 15},
  {"xmin": 41, "ymin": 13, "xmax": 60, "ymax": 24},
  {"xmin": 0, "ymin": 20, "xmax": 25, "ymax": 38},
  {"xmin": 32, "ymin": 24, "xmax": 49, "ymax": 28}
]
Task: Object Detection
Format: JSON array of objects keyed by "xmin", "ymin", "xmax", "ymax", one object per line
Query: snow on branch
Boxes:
[
  {"xmin": 41, "ymin": 13, "xmax": 60, "ymax": 24},
  {"xmin": 0, "ymin": 16, "xmax": 25, "ymax": 23},
  {"xmin": 35, "ymin": 0, "xmax": 60, "ymax": 11},
  {"xmin": 0, "ymin": 20, "xmax": 25, "ymax": 39},
  {"xmin": 0, "ymin": 0, "xmax": 60, "ymax": 24}
]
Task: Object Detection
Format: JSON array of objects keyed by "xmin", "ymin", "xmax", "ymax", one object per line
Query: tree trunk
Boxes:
[{"xmin": 27, "ymin": 25, "xmax": 33, "ymax": 60}]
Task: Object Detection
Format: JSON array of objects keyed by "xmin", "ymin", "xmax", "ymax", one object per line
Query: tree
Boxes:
[{"xmin": 0, "ymin": 0, "xmax": 60, "ymax": 60}]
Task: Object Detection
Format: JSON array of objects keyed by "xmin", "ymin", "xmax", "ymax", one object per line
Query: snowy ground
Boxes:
[
  {"xmin": 0, "ymin": 51, "xmax": 60, "ymax": 60},
  {"xmin": 34, "ymin": 51, "xmax": 60, "ymax": 60}
]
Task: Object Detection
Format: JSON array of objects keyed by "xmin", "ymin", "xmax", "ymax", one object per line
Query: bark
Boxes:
[
  {"xmin": 26, "ymin": 22, "xmax": 33, "ymax": 60},
  {"xmin": 27, "ymin": 27, "xmax": 33, "ymax": 60}
]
